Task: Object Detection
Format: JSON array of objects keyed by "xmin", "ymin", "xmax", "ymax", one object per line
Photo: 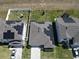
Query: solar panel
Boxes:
[{"xmin": 3, "ymin": 30, "xmax": 14, "ymax": 39}]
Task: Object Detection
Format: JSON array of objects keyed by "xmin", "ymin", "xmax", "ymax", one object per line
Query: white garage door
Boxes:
[{"xmin": 31, "ymin": 47, "xmax": 41, "ymax": 59}]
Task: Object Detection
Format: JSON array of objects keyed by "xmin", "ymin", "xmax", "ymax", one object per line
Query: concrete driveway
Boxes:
[
  {"xmin": 9, "ymin": 48, "xmax": 22, "ymax": 59},
  {"xmin": 15, "ymin": 48, "xmax": 22, "ymax": 59},
  {"xmin": 74, "ymin": 57, "xmax": 79, "ymax": 59},
  {"xmin": 72, "ymin": 48, "xmax": 79, "ymax": 59},
  {"xmin": 31, "ymin": 47, "xmax": 41, "ymax": 59}
]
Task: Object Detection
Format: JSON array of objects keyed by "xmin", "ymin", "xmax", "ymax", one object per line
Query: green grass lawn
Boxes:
[
  {"xmin": 9, "ymin": 10, "xmax": 63, "ymax": 22},
  {"xmin": 22, "ymin": 47, "xmax": 30, "ymax": 59},
  {"xmin": 9, "ymin": 9, "xmax": 79, "ymax": 22},
  {"xmin": 55, "ymin": 46, "xmax": 73, "ymax": 59},
  {"xmin": 22, "ymin": 45, "xmax": 73, "ymax": 59},
  {"xmin": 41, "ymin": 45, "xmax": 73, "ymax": 59},
  {"xmin": 66, "ymin": 9, "xmax": 79, "ymax": 18},
  {"xmin": 41, "ymin": 49, "xmax": 56, "ymax": 59},
  {"xmin": 31, "ymin": 10, "xmax": 79, "ymax": 22},
  {"xmin": 9, "ymin": 10, "xmax": 29, "ymax": 21},
  {"xmin": 31, "ymin": 10, "xmax": 63, "ymax": 22},
  {"xmin": 0, "ymin": 45, "xmax": 10, "ymax": 59}
]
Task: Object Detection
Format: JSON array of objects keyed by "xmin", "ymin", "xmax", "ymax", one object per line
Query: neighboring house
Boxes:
[
  {"xmin": 0, "ymin": 20, "xmax": 26, "ymax": 47},
  {"xmin": 29, "ymin": 22, "xmax": 55, "ymax": 48},
  {"xmin": 56, "ymin": 13, "xmax": 79, "ymax": 48}
]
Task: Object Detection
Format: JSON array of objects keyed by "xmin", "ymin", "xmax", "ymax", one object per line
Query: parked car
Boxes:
[
  {"xmin": 11, "ymin": 53, "xmax": 15, "ymax": 59},
  {"xmin": 12, "ymin": 49, "xmax": 16, "ymax": 54},
  {"xmin": 10, "ymin": 49, "xmax": 16, "ymax": 59},
  {"xmin": 73, "ymin": 48, "xmax": 79, "ymax": 57}
]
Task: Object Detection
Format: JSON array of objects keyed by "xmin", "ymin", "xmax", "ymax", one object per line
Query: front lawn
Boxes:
[
  {"xmin": 22, "ymin": 47, "xmax": 30, "ymax": 59},
  {"xmin": 41, "ymin": 45, "xmax": 73, "ymax": 59},
  {"xmin": 41, "ymin": 49, "xmax": 56, "ymax": 59},
  {"xmin": 0, "ymin": 45, "xmax": 10, "ymax": 59},
  {"xmin": 55, "ymin": 46, "xmax": 73, "ymax": 59}
]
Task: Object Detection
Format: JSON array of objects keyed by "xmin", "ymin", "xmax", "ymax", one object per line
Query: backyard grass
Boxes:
[
  {"xmin": 31, "ymin": 9, "xmax": 79, "ymax": 22},
  {"xmin": 31, "ymin": 10, "xmax": 63, "ymax": 22},
  {"xmin": 8, "ymin": 9, "xmax": 79, "ymax": 22},
  {"xmin": 9, "ymin": 10, "xmax": 30, "ymax": 21},
  {"xmin": 41, "ymin": 45, "xmax": 73, "ymax": 59},
  {"xmin": 66, "ymin": 9, "xmax": 79, "ymax": 18},
  {"xmin": 22, "ymin": 47, "xmax": 30, "ymax": 59},
  {"xmin": 8, "ymin": 10, "xmax": 63, "ymax": 22},
  {"xmin": 0, "ymin": 45, "xmax": 10, "ymax": 59}
]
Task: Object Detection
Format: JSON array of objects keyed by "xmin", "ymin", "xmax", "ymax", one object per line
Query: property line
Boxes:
[{"xmin": 6, "ymin": 9, "xmax": 11, "ymax": 20}]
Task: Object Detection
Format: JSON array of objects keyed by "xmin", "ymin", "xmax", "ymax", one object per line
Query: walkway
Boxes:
[{"xmin": 31, "ymin": 47, "xmax": 41, "ymax": 59}]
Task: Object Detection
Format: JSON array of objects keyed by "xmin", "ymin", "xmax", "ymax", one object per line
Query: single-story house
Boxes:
[
  {"xmin": 56, "ymin": 13, "xmax": 79, "ymax": 48},
  {"xmin": 0, "ymin": 20, "xmax": 26, "ymax": 47},
  {"xmin": 29, "ymin": 22, "xmax": 55, "ymax": 48}
]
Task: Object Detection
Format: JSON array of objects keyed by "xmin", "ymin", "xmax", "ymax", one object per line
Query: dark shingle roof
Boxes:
[
  {"xmin": 56, "ymin": 15, "xmax": 79, "ymax": 44},
  {"xmin": 0, "ymin": 20, "xmax": 24, "ymax": 40},
  {"xmin": 29, "ymin": 22, "xmax": 55, "ymax": 48}
]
